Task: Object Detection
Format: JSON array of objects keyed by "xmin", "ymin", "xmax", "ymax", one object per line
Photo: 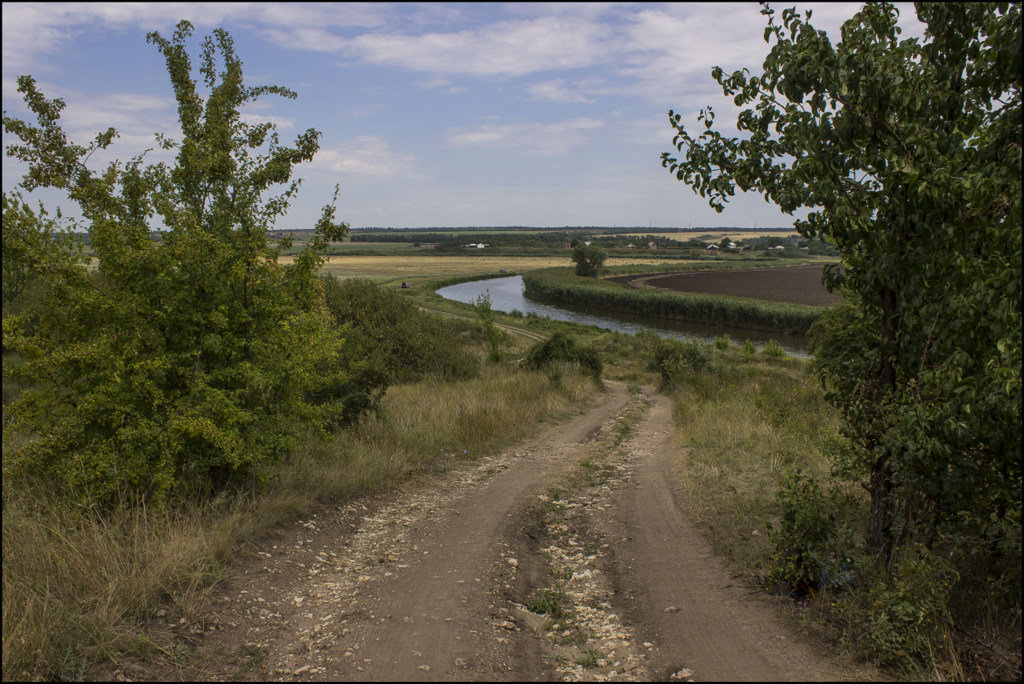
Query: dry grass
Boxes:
[
  {"xmin": 279, "ymin": 255, "xmax": 684, "ymax": 283},
  {"xmin": 665, "ymin": 351, "xmax": 844, "ymax": 578},
  {"xmin": 1, "ymin": 365, "xmax": 598, "ymax": 681}
]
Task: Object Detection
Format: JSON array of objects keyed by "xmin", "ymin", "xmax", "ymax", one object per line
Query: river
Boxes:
[{"xmin": 436, "ymin": 276, "xmax": 812, "ymax": 358}]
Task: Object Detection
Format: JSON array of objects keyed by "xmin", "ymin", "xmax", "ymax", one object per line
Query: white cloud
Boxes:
[
  {"xmin": 239, "ymin": 113, "xmax": 295, "ymax": 130},
  {"xmin": 309, "ymin": 135, "xmax": 419, "ymax": 178},
  {"xmin": 524, "ymin": 79, "xmax": 594, "ymax": 104},
  {"xmin": 337, "ymin": 16, "xmax": 615, "ymax": 78},
  {"xmin": 445, "ymin": 117, "xmax": 604, "ymax": 156},
  {"xmin": 2, "ymin": 2, "xmax": 387, "ymax": 72}
]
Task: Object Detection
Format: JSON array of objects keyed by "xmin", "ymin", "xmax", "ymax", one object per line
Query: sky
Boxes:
[{"xmin": 1, "ymin": 2, "xmax": 924, "ymax": 230}]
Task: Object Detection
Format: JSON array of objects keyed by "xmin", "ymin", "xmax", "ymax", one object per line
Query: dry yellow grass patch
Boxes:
[{"xmin": 279, "ymin": 255, "xmax": 683, "ymax": 280}]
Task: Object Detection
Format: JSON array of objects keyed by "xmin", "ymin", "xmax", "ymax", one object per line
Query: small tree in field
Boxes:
[
  {"xmin": 572, "ymin": 243, "xmax": 606, "ymax": 277},
  {"xmin": 2, "ymin": 21, "xmax": 361, "ymax": 505},
  {"xmin": 662, "ymin": 0, "xmax": 1020, "ymax": 650}
]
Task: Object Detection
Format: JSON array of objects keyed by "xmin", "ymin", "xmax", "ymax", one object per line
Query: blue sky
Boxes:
[{"xmin": 2, "ymin": 2, "xmax": 923, "ymax": 230}]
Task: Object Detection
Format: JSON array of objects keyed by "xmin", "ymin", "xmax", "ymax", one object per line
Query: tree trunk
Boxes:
[{"xmin": 867, "ymin": 285, "xmax": 899, "ymax": 561}]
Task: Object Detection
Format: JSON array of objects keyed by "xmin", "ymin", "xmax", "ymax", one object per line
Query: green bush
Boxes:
[
  {"xmin": 767, "ymin": 471, "xmax": 855, "ymax": 596},
  {"xmin": 834, "ymin": 547, "xmax": 958, "ymax": 673},
  {"xmin": 322, "ymin": 276, "xmax": 479, "ymax": 383},
  {"xmin": 525, "ymin": 332, "xmax": 602, "ymax": 377},
  {"xmin": 714, "ymin": 333, "xmax": 732, "ymax": 350},
  {"xmin": 1, "ymin": 24, "xmax": 357, "ymax": 507},
  {"xmin": 741, "ymin": 339, "xmax": 756, "ymax": 356},
  {"xmin": 761, "ymin": 339, "xmax": 786, "ymax": 358},
  {"xmin": 648, "ymin": 339, "xmax": 708, "ymax": 388}
]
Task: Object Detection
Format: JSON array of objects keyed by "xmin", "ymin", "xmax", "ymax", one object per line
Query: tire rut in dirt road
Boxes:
[
  {"xmin": 596, "ymin": 388, "xmax": 875, "ymax": 682},
  {"xmin": 119, "ymin": 381, "xmax": 634, "ymax": 682}
]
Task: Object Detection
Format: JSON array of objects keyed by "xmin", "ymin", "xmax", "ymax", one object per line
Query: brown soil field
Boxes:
[{"xmin": 608, "ymin": 264, "xmax": 840, "ymax": 306}]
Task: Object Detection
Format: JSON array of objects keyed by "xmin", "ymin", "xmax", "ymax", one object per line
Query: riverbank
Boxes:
[
  {"xmin": 433, "ymin": 275, "xmax": 812, "ymax": 357},
  {"xmin": 522, "ymin": 266, "xmax": 828, "ymax": 336}
]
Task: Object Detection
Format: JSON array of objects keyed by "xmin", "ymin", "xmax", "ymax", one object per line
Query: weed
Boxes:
[
  {"xmin": 550, "ymin": 566, "xmax": 575, "ymax": 581},
  {"xmin": 527, "ymin": 588, "xmax": 570, "ymax": 618},
  {"xmin": 555, "ymin": 627, "xmax": 590, "ymax": 646},
  {"xmin": 761, "ymin": 339, "xmax": 787, "ymax": 358},
  {"xmin": 576, "ymin": 649, "xmax": 602, "ymax": 668}
]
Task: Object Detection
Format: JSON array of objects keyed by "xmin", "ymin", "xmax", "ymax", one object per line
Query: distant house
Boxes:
[
  {"xmin": 584, "ymin": 241, "xmax": 592, "ymax": 246},
  {"xmin": 773, "ymin": 245, "xmax": 785, "ymax": 250},
  {"xmin": 726, "ymin": 242, "xmax": 737, "ymax": 249},
  {"xmin": 463, "ymin": 243, "xmax": 490, "ymax": 249},
  {"xmin": 625, "ymin": 243, "xmax": 635, "ymax": 249},
  {"xmin": 706, "ymin": 244, "xmax": 719, "ymax": 250},
  {"xmin": 648, "ymin": 241, "xmax": 657, "ymax": 249}
]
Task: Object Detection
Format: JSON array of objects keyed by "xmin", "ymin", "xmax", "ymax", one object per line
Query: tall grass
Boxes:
[
  {"xmin": 662, "ymin": 348, "xmax": 1014, "ymax": 680},
  {"xmin": 523, "ymin": 267, "xmax": 823, "ymax": 334},
  {"xmin": 2, "ymin": 365, "xmax": 597, "ymax": 681},
  {"xmin": 662, "ymin": 349, "xmax": 851, "ymax": 579}
]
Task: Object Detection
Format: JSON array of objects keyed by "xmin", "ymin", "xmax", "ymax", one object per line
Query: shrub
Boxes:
[
  {"xmin": 525, "ymin": 332, "xmax": 602, "ymax": 377},
  {"xmin": 1, "ymin": 24, "xmax": 357, "ymax": 507},
  {"xmin": 648, "ymin": 339, "xmax": 708, "ymax": 388},
  {"xmin": 473, "ymin": 292, "xmax": 505, "ymax": 362},
  {"xmin": 742, "ymin": 339, "xmax": 756, "ymax": 356},
  {"xmin": 714, "ymin": 333, "xmax": 732, "ymax": 350},
  {"xmin": 761, "ymin": 339, "xmax": 786, "ymax": 358},
  {"xmin": 834, "ymin": 547, "xmax": 958, "ymax": 673},
  {"xmin": 767, "ymin": 471, "xmax": 855, "ymax": 596},
  {"xmin": 322, "ymin": 276, "xmax": 479, "ymax": 383}
]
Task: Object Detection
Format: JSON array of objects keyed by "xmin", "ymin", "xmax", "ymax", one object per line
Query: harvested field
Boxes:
[
  {"xmin": 607, "ymin": 264, "xmax": 840, "ymax": 306},
  {"xmin": 278, "ymin": 255, "xmax": 695, "ymax": 281}
]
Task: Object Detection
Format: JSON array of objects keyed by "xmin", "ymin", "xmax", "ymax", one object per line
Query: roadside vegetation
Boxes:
[
  {"xmin": 662, "ymin": 2, "xmax": 1021, "ymax": 679},
  {"xmin": 0, "ymin": 22, "xmax": 601, "ymax": 680}
]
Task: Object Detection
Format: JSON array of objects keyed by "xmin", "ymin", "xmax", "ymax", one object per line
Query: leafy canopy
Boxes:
[
  {"xmin": 663, "ymin": 0, "xmax": 1020, "ymax": 628},
  {"xmin": 571, "ymin": 243, "xmax": 607, "ymax": 277},
  {"xmin": 2, "ymin": 21, "xmax": 358, "ymax": 505}
]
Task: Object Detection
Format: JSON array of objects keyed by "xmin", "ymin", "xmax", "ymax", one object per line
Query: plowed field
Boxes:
[{"xmin": 608, "ymin": 264, "xmax": 840, "ymax": 306}]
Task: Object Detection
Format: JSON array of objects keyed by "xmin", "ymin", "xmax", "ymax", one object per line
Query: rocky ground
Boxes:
[{"xmin": 105, "ymin": 382, "xmax": 875, "ymax": 682}]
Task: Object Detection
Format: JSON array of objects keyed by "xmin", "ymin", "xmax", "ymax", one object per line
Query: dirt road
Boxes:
[{"xmin": 115, "ymin": 383, "xmax": 872, "ymax": 682}]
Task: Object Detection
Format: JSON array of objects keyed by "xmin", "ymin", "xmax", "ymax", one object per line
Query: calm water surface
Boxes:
[{"xmin": 436, "ymin": 276, "xmax": 812, "ymax": 358}]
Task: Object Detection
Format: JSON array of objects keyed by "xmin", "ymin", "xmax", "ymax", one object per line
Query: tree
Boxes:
[
  {"xmin": 1, "ymin": 193, "xmax": 82, "ymax": 314},
  {"xmin": 472, "ymin": 291, "xmax": 505, "ymax": 361},
  {"xmin": 572, "ymin": 243, "xmax": 607, "ymax": 277},
  {"xmin": 2, "ymin": 21, "xmax": 357, "ymax": 505},
  {"xmin": 663, "ymin": 0, "xmax": 1020, "ymax": 604}
]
